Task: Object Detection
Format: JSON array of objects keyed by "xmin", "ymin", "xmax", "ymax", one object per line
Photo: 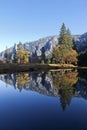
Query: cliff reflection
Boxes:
[{"xmin": 1, "ymin": 70, "xmax": 87, "ymax": 110}]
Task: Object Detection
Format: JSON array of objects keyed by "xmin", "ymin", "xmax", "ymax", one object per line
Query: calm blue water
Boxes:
[{"xmin": 0, "ymin": 70, "xmax": 87, "ymax": 130}]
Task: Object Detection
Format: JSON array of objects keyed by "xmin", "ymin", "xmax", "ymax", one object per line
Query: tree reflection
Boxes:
[
  {"xmin": 0, "ymin": 70, "xmax": 79, "ymax": 110},
  {"xmin": 15, "ymin": 73, "xmax": 30, "ymax": 91},
  {"xmin": 52, "ymin": 70, "xmax": 78, "ymax": 111}
]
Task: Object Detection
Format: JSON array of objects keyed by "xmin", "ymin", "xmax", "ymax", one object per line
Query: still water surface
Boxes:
[{"xmin": 0, "ymin": 70, "xmax": 87, "ymax": 130}]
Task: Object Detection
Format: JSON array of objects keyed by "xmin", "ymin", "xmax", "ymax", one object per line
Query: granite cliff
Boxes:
[{"xmin": 0, "ymin": 33, "xmax": 87, "ymax": 61}]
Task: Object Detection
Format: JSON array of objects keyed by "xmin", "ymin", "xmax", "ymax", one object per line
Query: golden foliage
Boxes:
[
  {"xmin": 15, "ymin": 49, "xmax": 30, "ymax": 64},
  {"xmin": 52, "ymin": 70, "xmax": 78, "ymax": 89},
  {"xmin": 52, "ymin": 70, "xmax": 78, "ymax": 110},
  {"xmin": 15, "ymin": 73, "xmax": 30, "ymax": 90},
  {"xmin": 65, "ymin": 50, "xmax": 78, "ymax": 64}
]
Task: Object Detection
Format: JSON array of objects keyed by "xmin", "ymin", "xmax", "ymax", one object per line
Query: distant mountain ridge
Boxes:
[
  {"xmin": 0, "ymin": 35, "xmax": 59, "ymax": 61},
  {"xmin": 0, "ymin": 32, "xmax": 87, "ymax": 61}
]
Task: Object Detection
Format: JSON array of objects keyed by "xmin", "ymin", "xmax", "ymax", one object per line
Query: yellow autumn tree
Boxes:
[
  {"xmin": 65, "ymin": 50, "xmax": 78, "ymax": 65},
  {"xmin": 14, "ymin": 42, "xmax": 30, "ymax": 64}
]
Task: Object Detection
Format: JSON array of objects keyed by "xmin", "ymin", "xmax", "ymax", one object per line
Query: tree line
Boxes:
[{"xmin": 3, "ymin": 23, "xmax": 78, "ymax": 65}]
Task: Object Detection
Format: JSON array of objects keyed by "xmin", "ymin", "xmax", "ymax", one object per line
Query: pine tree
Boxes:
[
  {"xmin": 52, "ymin": 23, "xmax": 78, "ymax": 64},
  {"xmin": 66, "ymin": 28, "xmax": 73, "ymax": 49},
  {"xmin": 59, "ymin": 23, "xmax": 67, "ymax": 45},
  {"xmin": 17, "ymin": 42, "xmax": 23, "ymax": 50},
  {"xmin": 59, "ymin": 23, "xmax": 73, "ymax": 50},
  {"xmin": 58, "ymin": 23, "xmax": 68, "ymax": 63}
]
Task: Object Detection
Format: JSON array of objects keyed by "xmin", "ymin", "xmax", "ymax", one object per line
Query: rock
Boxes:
[{"xmin": 0, "ymin": 32, "xmax": 87, "ymax": 61}]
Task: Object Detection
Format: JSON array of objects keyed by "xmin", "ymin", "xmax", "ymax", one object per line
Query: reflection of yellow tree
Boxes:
[
  {"xmin": 15, "ymin": 73, "xmax": 30, "ymax": 91},
  {"xmin": 52, "ymin": 70, "xmax": 78, "ymax": 110}
]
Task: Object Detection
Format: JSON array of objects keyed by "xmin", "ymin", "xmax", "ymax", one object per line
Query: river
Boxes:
[{"xmin": 0, "ymin": 69, "xmax": 87, "ymax": 130}]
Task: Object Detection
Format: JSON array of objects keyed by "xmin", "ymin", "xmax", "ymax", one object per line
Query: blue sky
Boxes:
[{"xmin": 0, "ymin": 0, "xmax": 87, "ymax": 52}]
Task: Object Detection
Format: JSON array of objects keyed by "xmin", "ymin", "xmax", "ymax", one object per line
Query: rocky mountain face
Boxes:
[
  {"xmin": 23, "ymin": 36, "xmax": 58, "ymax": 58},
  {"xmin": 0, "ymin": 32, "xmax": 87, "ymax": 61},
  {"xmin": 75, "ymin": 33, "xmax": 87, "ymax": 53},
  {"xmin": 75, "ymin": 33, "xmax": 87, "ymax": 66},
  {"xmin": 0, "ymin": 35, "xmax": 59, "ymax": 61}
]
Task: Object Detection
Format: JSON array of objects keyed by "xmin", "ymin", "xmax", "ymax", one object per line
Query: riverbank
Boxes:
[
  {"xmin": 0, "ymin": 63, "xmax": 86, "ymax": 74},
  {"xmin": 0, "ymin": 63, "xmax": 79, "ymax": 74}
]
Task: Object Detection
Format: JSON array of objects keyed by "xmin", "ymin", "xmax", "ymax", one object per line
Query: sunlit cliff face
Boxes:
[{"xmin": 1, "ymin": 32, "xmax": 87, "ymax": 61}]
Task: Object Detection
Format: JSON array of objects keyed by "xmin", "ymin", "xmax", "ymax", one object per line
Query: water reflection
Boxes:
[
  {"xmin": 0, "ymin": 70, "xmax": 87, "ymax": 129},
  {"xmin": 0, "ymin": 70, "xmax": 83, "ymax": 110},
  {"xmin": 1, "ymin": 70, "xmax": 87, "ymax": 110},
  {"xmin": 52, "ymin": 70, "xmax": 78, "ymax": 110}
]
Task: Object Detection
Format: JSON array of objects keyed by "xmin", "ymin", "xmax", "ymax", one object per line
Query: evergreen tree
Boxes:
[
  {"xmin": 17, "ymin": 42, "xmax": 23, "ymax": 50},
  {"xmin": 66, "ymin": 28, "xmax": 73, "ymax": 49},
  {"xmin": 41, "ymin": 47, "xmax": 46, "ymax": 62},
  {"xmin": 52, "ymin": 23, "xmax": 78, "ymax": 64},
  {"xmin": 59, "ymin": 23, "xmax": 69, "ymax": 63},
  {"xmin": 59, "ymin": 23, "xmax": 73, "ymax": 50},
  {"xmin": 59, "ymin": 23, "xmax": 67, "ymax": 45}
]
